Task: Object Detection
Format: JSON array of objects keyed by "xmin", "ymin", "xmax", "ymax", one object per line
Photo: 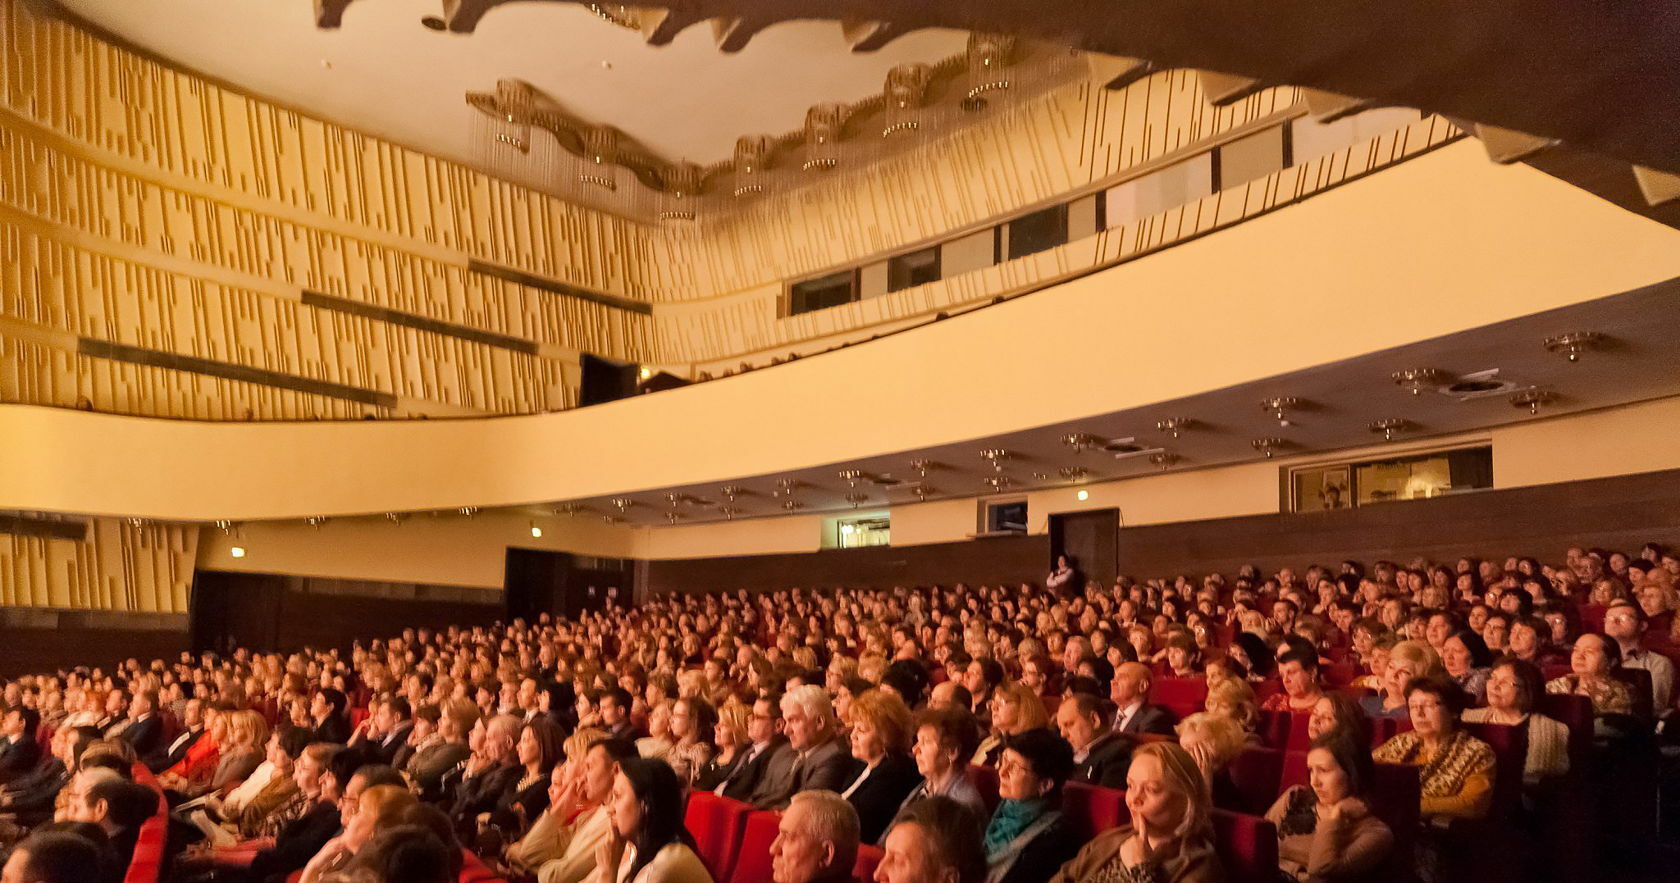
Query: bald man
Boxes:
[{"xmin": 1108, "ymin": 663, "xmax": 1175, "ymax": 736}]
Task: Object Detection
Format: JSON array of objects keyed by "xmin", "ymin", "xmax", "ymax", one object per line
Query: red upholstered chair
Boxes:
[
  {"xmin": 1369, "ymin": 714, "xmax": 1403, "ymax": 748},
  {"xmin": 349, "ymin": 706, "xmax": 371, "ymax": 730},
  {"xmin": 1209, "ymin": 810, "xmax": 1278, "ymax": 883},
  {"xmin": 728, "ymin": 811, "xmax": 782, "ymax": 883},
  {"xmin": 460, "ymin": 848, "xmax": 511, "ymax": 883},
  {"xmin": 122, "ymin": 764, "xmax": 169, "ymax": 883},
  {"xmin": 1283, "ymin": 712, "xmax": 1314, "ymax": 751},
  {"xmin": 1153, "ymin": 678, "xmax": 1208, "ymax": 719},
  {"xmin": 1278, "ymin": 750, "xmax": 1307, "ymax": 792},
  {"xmin": 1040, "ymin": 694, "xmax": 1064, "ymax": 719},
  {"xmin": 1535, "ymin": 693, "xmax": 1592, "ymax": 769},
  {"xmin": 685, "ymin": 792, "xmax": 754, "ymax": 881},
  {"xmin": 1322, "ymin": 663, "xmax": 1357, "ymax": 688},
  {"xmin": 965, "ymin": 765, "xmax": 1000, "ymax": 815},
  {"xmin": 1060, "ymin": 782, "xmax": 1126, "ymax": 841},
  {"xmin": 1223, "ymin": 747, "xmax": 1283, "ymax": 816},
  {"xmin": 1461, "ymin": 721, "xmax": 1528, "ymax": 818},
  {"xmin": 852, "ymin": 844, "xmax": 884, "ymax": 883},
  {"xmin": 1256, "ymin": 710, "xmax": 1291, "ymax": 750}
]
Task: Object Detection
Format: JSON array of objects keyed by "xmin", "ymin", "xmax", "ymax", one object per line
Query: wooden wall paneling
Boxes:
[
  {"xmin": 0, "ymin": 518, "xmax": 195, "ymax": 614},
  {"xmin": 642, "ymin": 533, "xmax": 1051, "ymax": 597},
  {"xmin": 1113, "ymin": 469, "xmax": 1680, "ymax": 579},
  {"xmin": 0, "ymin": 620, "xmax": 190, "ymax": 679}
]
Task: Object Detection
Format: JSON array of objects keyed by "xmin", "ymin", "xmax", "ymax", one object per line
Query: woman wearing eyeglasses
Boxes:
[
  {"xmin": 1372, "ymin": 675, "xmax": 1495, "ymax": 823},
  {"xmin": 1463, "ymin": 657, "xmax": 1569, "ymax": 787}
]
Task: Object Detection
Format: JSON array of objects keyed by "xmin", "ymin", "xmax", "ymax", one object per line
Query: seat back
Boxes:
[
  {"xmin": 1256, "ymin": 710, "xmax": 1291, "ymax": 750},
  {"xmin": 1060, "ymin": 782, "xmax": 1126, "ymax": 841},
  {"xmin": 1210, "ymin": 810, "xmax": 1278, "ymax": 883},
  {"xmin": 1153, "ymin": 678, "xmax": 1208, "ymax": 719},
  {"xmin": 728, "ymin": 811, "xmax": 782, "ymax": 883},
  {"xmin": 1369, "ymin": 762, "xmax": 1421, "ymax": 866},
  {"xmin": 964, "ymin": 765, "xmax": 1000, "ymax": 815},
  {"xmin": 685, "ymin": 792, "xmax": 753, "ymax": 882},
  {"xmin": 1223, "ymin": 747, "xmax": 1282, "ymax": 815},
  {"xmin": 852, "ymin": 844, "xmax": 884, "ymax": 883},
  {"xmin": 1461, "ymin": 721, "xmax": 1528, "ymax": 815},
  {"xmin": 1612, "ymin": 667, "xmax": 1654, "ymax": 719},
  {"xmin": 1535, "ymin": 692, "xmax": 1593, "ymax": 768},
  {"xmin": 122, "ymin": 764, "xmax": 169, "ymax": 883},
  {"xmin": 1279, "ymin": 750, "xmax": 1308, "ymax": 792}
]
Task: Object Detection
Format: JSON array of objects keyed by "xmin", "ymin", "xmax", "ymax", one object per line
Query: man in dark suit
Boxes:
[
  {"xmin": 350, "ymin": 696, "xmax": 413, "ymax": 767},
  {"xmin": 755, "ymin": 685, "xmax": 858, "ymax": 810},
  {"xmin": 597, "ymin": 687, "xmax": 638, "ymax": 741},
  {"xmin": 147, "ymin": 698, "xmax": 206, "ymax": 773},
  {"xmin": 1054, "ymin": 692, "xmax": 1131, "ymax": 788},
  {"xmin": 1108, "ymin": 663, "xmax": 1176, "ymax": 737},
  {"xmin": 111, "ymin": 691, "xmax": 164, "ymax": 762},
  {"xmin": 727, "ymin": 697, "xmax": 792, "ymax": 803},
  {"xmin": 0, "ymin": 706, "xmax": 43, "ymax": 785}
]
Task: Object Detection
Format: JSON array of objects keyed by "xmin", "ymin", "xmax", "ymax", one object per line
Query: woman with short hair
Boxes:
[
  {"xmin": 1042, "ymin": 742, "xmax": 1222, "ymax": 883},
  {"xmin": 1545, "ymin": 633, "xmax": 1634, "ymax": 716},
  {"xmin": 841, "ymin": 689, "xmax": 922, "ymax": 844},
  {"xmin": 973, "ymin": 682, "xmax": 1048, "ymax": 768},
  {"xmin": 1372, "ymin": 675, "xmax": 1495, "ymax": 822},
  {"xmin": 1440, "ymin": 631, "xmax": 1494, "ymax": 703},
  {"xmin": 983, "ymin": 729, "xmax": 1077, "ymax": 883},
  {"xmin": 1464, "ymin": 657, "xmax": 1569, "ymax": 786}
]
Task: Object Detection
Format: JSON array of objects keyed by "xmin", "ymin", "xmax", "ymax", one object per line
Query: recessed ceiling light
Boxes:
[
  {"xmin": 1076, "ymin": 490, "xmax": 1089, "ymax": 501},
  {"xmin": 230, "ymin": 546, "xmax": 246, "ymax": 558}
]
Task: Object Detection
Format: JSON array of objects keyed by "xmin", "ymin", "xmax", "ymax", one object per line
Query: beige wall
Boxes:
[
  {"xmin": 183, "ymin": 396, "xmax": 1680, "ymax": 590},
  {"xmin": 6, "ymin": 142, "xmax": 1680, "ymax": 523}
]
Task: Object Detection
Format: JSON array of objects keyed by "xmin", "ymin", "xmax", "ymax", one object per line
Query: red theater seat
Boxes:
[
  {"xmin": 1060, "ymin": 782, "xmax": 1126, "ymax": 841},
  {"xmin": 728, "ymin": 811, "xmax": 781, "ymax": 883},
  {"xmin": 852, "ymin": 844, "xmax": 884, "ymax": 883},
  {"xmin": 460, "ymin": 848, "xmax": 511, "ymax": 883},
  {"xmin": 1223, "ymin": 748, "xmax": 1282, "ymax": 815},
  {"xmin": 685, "ymin": 792, "xmax": 753, "ymax": 881},
  {"xmin": 1153, "ymin": 678, "xmax": 1208, "ymax": 719},
  {"xmin": 1210, "ymin": 810, "xmax": 1278, "ymax": 883},
  {"xmin": 122, "ymin": 764, "xmax": 168, "ymax": 883},
  {"xmin": 965, "ymin": 765, "xmax": 1000, "ymax": 814}
]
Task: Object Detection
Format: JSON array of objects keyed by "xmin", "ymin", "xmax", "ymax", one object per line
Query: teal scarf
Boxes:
[{"xmin": 984, "ymin": 798, "xmax": 1049, "ymax": 858}]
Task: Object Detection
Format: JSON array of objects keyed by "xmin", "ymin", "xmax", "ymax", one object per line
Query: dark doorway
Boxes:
[
  {"xmin": 190, "ymin": 571, "xmax": 285, "ymax": 655},
  {"xmin": 1049, "ymin": 508, "xmax": 1120, "ymax": 589},
  {"xmin": 504, "ymin": 549, "xmax": 630, "ymax": 623}
]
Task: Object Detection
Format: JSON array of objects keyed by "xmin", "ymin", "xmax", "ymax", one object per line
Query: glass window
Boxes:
[
  {"xmin": 1104, "ymin": 152, "xmax": 1214, "ymax": 229},
  {"xmin": 1290, "ymin": 107, "xmax": 1424, "ymax": 164},
  {"xmin": 1288, "ymin": 445, "xmax": 1492, "ymax": 512},
  {"xmin": 837, "ymin": 515, "xmax": 890, "ymax": 548},
  {"xmin": 984, "ymin": 499, "xmax": 1029, "ymax": 533},
  {"xmin": 788, "ymin": 270, "xmax": 857, "ymax": 315},
  {"xmin": 1006, "ymin": 205, "xmax": 1068, "ymax": 259},
  {"xmin": 888, "ymin": 247, "xmax": 941, "ymax": 292}
]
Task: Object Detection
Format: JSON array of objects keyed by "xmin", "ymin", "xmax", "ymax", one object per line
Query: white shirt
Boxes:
[{"xmin": 1112, "ymin": 700, "xmax": 1144, "ymax": 733}]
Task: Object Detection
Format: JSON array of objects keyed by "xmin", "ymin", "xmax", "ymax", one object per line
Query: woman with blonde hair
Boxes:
[
  {"xmin": 1202, "ymin": 678, "xmax": 1260, "ymax": 743},
  {"xmin": 299, "ymin": 783, "xmax": 420, "ymax": 883},
  {"xmin": 206, "ymin": 711, "xmax": 268, "ymax": 795},
  {"xmin": 841, "ymin": 689, "xmax": 921, "ymax": 843},
  {"xmin": 1043, "ymin": 742, "xmax": 1222, "ymax": 883},
  {"xmin": 1175, "ymin": 713, "xmax": 1249, "ymax": 812},
  {"xmin": 974, "ymin": 682, "xmax": 1049, "ymax": 767},
  {"xmin": 694, "ymin": 704, "xmax": 749, "ymax": 792},
  {"xmin": 1360, "ymin": 640, "xmax": 1440, "ymax": 720}
]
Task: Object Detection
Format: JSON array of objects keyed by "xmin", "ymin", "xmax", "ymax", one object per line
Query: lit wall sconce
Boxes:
[{"xmin": 230, "ymin": 546, "xmax": 247, "ymax": 558}]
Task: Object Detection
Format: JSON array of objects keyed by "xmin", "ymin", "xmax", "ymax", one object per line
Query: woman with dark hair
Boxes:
[
  {"xmin": 1305, "ymin": 692, "xmax": 1372, "ymax": 747},
  {"xmin": 590, "ymin": 758, "xmax": 711, "ymax": 883},
  {"xmin": 1440, "ymin": 630, "xmax": 1493, "ymax": 702},
  {"xmin": 1227, "ymin": 633, "xmax": 1276, "ymax": 682},
  {"xmin": 488, "ymin": 716, "xmax": 565, "ymax": 834},
  {"xmin": 1372, "ymin": 675, "xmax": 1495, "ymax": 822},
  {"xmin": 1545, "ymin": 633, "xmax": 1634, "ymax": 717},
  {"xmin": 1464, "ymin": 658, "xmax": 1569, "ymax": 785},
  {"xmin": 983, "ymin": 728, "xmax": 1076, "ymax": 883},
  {"xmin": 311, "ymin": 689, "xmax": 351, "ymax": 744},
  {"xmin": 664, "ymin": 698, "xmax": 715, "ymax": 786},
  {"xmin": 1264, "ymin": 732, "xmax": 1395, "ymax": 881}
]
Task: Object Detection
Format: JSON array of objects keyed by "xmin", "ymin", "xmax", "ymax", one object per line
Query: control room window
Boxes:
[
  {"xmin": 982, "ymin": 498, "xmax": 1029, "ymax": 534},
  {"xmin": 1005, "ymin": 205, "xmax": 1068, "ymax": 259},
  {"xmin": 888, "ymin": 246, "xmax": 941, "ymax": 292},
  {"xmin": 788, "ymin": 270, "xmax": 858, "ymax": 315},
  {"xmin": 1288, "ymin": 445, "xmax": 1493, "ymax": 511}
]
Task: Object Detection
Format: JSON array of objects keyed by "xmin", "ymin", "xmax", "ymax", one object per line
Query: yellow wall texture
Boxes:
[{"xmin": 1, "ymin": 519, "xmax": 194, "ymax": 612}]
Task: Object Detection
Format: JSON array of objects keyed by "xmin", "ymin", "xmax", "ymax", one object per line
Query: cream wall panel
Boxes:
[
  {"xmin": 1492, "ymin": 397, "xmax": 1680, "ymax": 489},
  {"xmin": 6, "ymin": 143, "xmax": 1679, "ymax": 521},
  {"xmin": 0, "ymin": 518, "xmax": 195, "ymax": 613}
]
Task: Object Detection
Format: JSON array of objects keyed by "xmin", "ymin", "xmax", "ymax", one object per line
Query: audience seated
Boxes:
[
  {"xmin": 1045, "ymin": 742, "xmax": 1221, "ymax": 883},
  {"xmin": 1055, "ymin": 692, "xmax": 1130, "ymax": 789},
  {"xmin": 591, "ymin": 758, "xmax": 711, "ymax": 883},
  {"xmin": 1263, "ymin": 733, "xmax": 1394, "ymax": 881},
  {"xmin": 1, "ymin": 829, "xmax": 110, "ymax": 883},
  {"xmin": 770, "ymin": 790, "xmax": 859, "ymax": 883},
  {"xmin": 1462, "ymin": 658, "xmax": 1570, "ymax": 786},
  {"xmin": 839, "ymin": 690, "xmax": 921, "ymax": 844},
  {"xmin": 982, "ymin": 728, "xmax": 1076, "ymax": 883},
  {"xmin": 876, "ymin": 797, "xmax": 987, "ymax": 883},
  {"xmin": 3, "ymin": 541, "xmax": 1679, "ymax": 883}
]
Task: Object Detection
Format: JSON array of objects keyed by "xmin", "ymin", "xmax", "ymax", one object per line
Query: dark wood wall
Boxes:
[
  {"xmin": 1114, "ymin": 468, "xmax": 1680, "ymax": 578},
  {"xmin": 0, "ymin": 611, "xmax": 189, "ymax": 678},
  {"xmin": 191, "ymin": 571, "xmax": 503, "ymax": 655},
  {"xmin": 642, "ymin": 533, "xmax": 1051, "ymax": 596}
]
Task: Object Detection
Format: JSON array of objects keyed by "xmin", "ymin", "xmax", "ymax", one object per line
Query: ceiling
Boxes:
[
  {"xmin": 541, "ymin": 281, "xmax": 1680, "ymax": 526},
  {"xmin": 52, "ymin": 0, "xmax": 968, "ymax": 171}
]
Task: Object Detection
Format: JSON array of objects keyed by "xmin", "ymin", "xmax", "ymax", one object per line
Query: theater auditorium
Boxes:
[{"xmin": 2, "ymin": 1, "xmax": 1679, "ymax": 882}]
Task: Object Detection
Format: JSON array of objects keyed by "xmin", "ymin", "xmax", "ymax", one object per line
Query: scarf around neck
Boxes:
[{"xmin": 984, "ymin": 798, "xmax": 1049, "ymax": 857}]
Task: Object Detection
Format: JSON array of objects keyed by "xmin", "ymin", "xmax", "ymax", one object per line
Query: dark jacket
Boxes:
[
  {"xmin": 147, "ymin": 726, "xmax": 205, "ymax": 774},
  {"xmin": 693, "ymin": 748, "xmax": 749, "ymax": 794},
  {"xmin": 450, "ymin": 762, "xmax": 523, "ymax": 833},
  {"xmin": 757, "ymin": 737, "xmax": 858, "ymax": 810},
  {"xmin": 1114, "ymin": 703, "xmax": 1177, "ymax": 737},
  {"xmin": 1070, "ymin": 733, "xmax": 1133, "ymax": 789},
  {"xmin": 313, "ymin": 715, "xmax": 352, "ymax": 746},
  {"xmin": 0, "ymin": 734, "xmax": 42, "ymax": 784},
  {"xmin": 249, "ymin": 799, "xmax": 341, "ymax": 883},
  {"xmin": 987, "ymin": 807, "xmax": 1078, "ymax": 883},
  {"xmin": 116, "ymin": 715, "xmax": 165, "ymax": 760},
  {"xmin": 843, "ymin": 752, "xmax": 923, "ymax": 844},
  {"xmin": 744, "ymin": 738, "xmax": 798, "ymax": 808}
]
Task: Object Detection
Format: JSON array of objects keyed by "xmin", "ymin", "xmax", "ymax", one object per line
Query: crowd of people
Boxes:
[{"xmin": 1, "ymin": 541, "xmax": 1677, "ymax": 883}]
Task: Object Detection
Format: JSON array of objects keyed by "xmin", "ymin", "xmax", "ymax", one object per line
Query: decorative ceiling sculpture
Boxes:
[
  {"xmin": 319, "ymin": 0, "xmax": 1680, "ymax": 203},
  {"xmin": 463, "ymin": 33, "xmax": 1079, "ymax": 220}
]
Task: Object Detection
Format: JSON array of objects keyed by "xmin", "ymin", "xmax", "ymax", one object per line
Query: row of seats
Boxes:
[{"xmin": 124, "ymin": 764, "xmax": 169, "ymax": 883}]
